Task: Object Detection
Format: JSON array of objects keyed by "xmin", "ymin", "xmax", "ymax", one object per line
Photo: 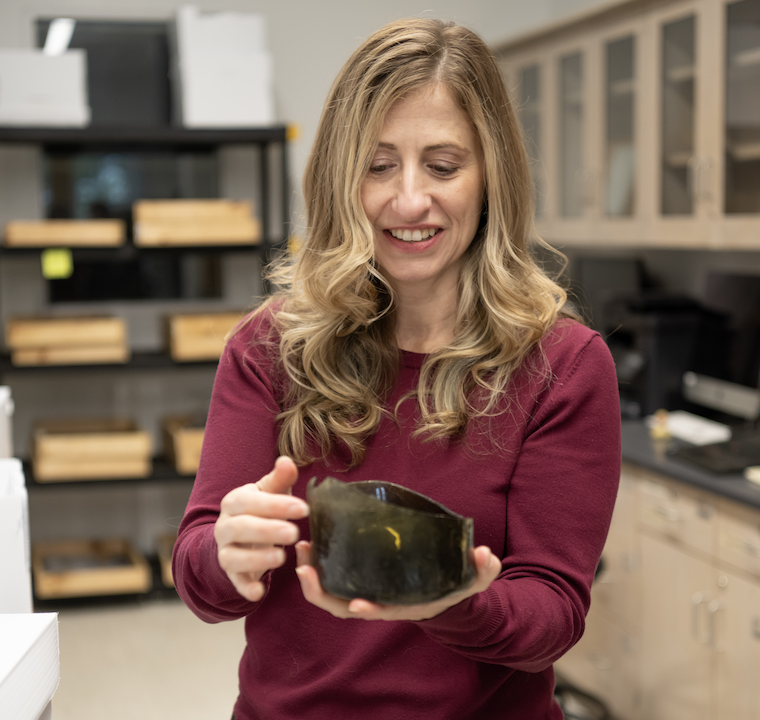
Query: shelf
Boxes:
[
  {"xmin": 0, "ymin": 351, "xmax": 219, "ymax": 374},
  {"xmin": 728, "ymin": 141, "xmax": 760, "ymax": 162},
  {"xmin": 609, "ymin": 78, "xmax": 635, "ymax": 96},
  {"xmin": 732, "ymin": 46, "xmax": 760, "ymax": 69},
  {"xmin": 32, "ymin": 553, "xmax": 180, "ymax": 611},
  {"xmin": 666, "ymin": 64, "xmax": 695, "ymax": 83},
  {"xmin": 0, "ymin": 125, "xmax": 289, "ymax": 149},
  {"xmin": 24, "ymin": 456, "xmax": 196, "ymax": 489},
  {"xmin": 0, "ymin": 239, "xmax": 272, "ymax": 259}
]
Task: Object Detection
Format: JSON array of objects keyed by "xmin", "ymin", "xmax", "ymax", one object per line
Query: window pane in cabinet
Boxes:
[
  {"xmin": 559, "ymin": 52, "xmax": 584, "ymax": 217},
  {"xmin": 604, "ymin": 36, "xmax": 635, "ymax": 217},
  {"xmin": 725, "ymin": 0, "xmax": 760, "ymax": 214},
  {"xmin": 661, "ymin": 16, "xmax": 696, "ymax": 215},
  {"xmin": 516, "ymin": 64, "xmax": 544, "ymax": 217}
]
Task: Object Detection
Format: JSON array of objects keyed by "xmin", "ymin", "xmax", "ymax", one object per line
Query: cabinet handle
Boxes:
[
  {"xmin": 753, "ymin": 618, "xmax": 760, "ymax": 642},
  {"xmin": 589, "ymin": 653, "xmax": 612, "ymax": 671},
  {"xmin": 707, "ymin": 599, "xmax": 723, "ymax": 650},
  {"xmin": 687, "ymin": 156, "xmax": 698, "ymax": 202},
  {"xmin": 654, "ymin": 504, "xmax": 679, "ymax": 522},
  {"xmin": 691, "ymin": 592, "xmax": 705, "ymax": 642},
  {"xmin": 698, "ymin": 158, "xmax": 713, "ymax": 204}
]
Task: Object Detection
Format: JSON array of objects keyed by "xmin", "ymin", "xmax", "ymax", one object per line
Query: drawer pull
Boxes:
[
  {"xmin": 753, "ymin": 618, "xmax": 760, "ymax": 642},
  {"xmin": 654, "ymin": 505, "xmax": 680, "ymax": 522},
  {"xmin": 692, "ymin": 592, "xmax": 706, "ymax": 643}
]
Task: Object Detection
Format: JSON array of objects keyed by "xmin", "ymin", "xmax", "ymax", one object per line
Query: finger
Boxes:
[
  {"xmin": 256, "ymin": 456, "xmax": 300, "ymax": 496},
  {"xmin": 215, "ymin": 512, "xmax": 301, "ymax": 549},
  {"xmin": 295, "ymin": 540, "xmax": 312, "ymax": 567},
  {"xmin": 230, "ymin": 574, "xmax": 267, "ymax": 603},
  {"xmin": 295, "ymin": 564, "xmax": 355, "ymax": 619},
  {"xmin": 473, "ymin": 546, "xmax": 502, "ymax": 583},
  {"xmin": 221, "ymin": 483, "xmax": 308, "ymax": 520},
  {"xmin": 218, "ymin": 544, "xmax": 286, "ymax": 576}
]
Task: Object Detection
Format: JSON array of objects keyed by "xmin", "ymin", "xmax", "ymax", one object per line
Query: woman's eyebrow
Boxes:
[{"xmin": 376, "ymin": 141, "xmax": 472, "ymax": 154}]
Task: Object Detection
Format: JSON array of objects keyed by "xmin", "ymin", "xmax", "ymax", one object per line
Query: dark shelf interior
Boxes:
[
  {"xmin": 0, "ymin": 125, "xmax": 289, "ymax": 148},
  {"xmin": 0, "ymin": 351, "xmax": 218, "ymax": 375},
  {"xmin": 24, "ymin": 455, "xmax": 196, "ymax": 489}
]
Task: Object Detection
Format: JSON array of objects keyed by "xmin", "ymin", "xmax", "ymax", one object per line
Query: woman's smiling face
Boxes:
[{"xmin": 360, "ymin": 84, "xmax": 485, "ymax": 299}]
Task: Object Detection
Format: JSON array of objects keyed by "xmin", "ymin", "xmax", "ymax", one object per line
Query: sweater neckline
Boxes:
[{"xmin": 399, "ymin": 349, "xmax": 427, "ymax": 369}]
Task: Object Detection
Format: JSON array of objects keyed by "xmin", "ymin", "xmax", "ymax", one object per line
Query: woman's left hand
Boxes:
[{"xmin": 294, "ymin": 541, "xmax": 502, "ymax": 621}]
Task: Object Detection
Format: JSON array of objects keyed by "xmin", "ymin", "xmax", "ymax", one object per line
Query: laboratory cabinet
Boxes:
[
  {"xmin": 555, "ymin": 462, "xmax": 760, "ymax": 719},
  {"xmin": 496, "ymin": 0, "xmax": 760, "ymax": 249}
]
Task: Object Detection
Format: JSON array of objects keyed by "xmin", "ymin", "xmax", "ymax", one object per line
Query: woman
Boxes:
[{"xmin": 173, "ymin": 18, "xmax": 621, "ymax": 720}]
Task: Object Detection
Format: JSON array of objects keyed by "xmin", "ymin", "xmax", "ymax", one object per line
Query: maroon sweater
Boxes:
[{"xmin": 173, "ymin": 312, "xmax": 621, "ymax": 720}]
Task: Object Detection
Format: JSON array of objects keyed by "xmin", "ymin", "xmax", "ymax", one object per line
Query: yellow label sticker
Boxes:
[{"xmin": 41, "ymin": 248, "xmax": 74, "ymax": 279}]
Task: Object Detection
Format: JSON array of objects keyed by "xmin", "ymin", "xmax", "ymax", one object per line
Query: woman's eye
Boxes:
[
  {"xmin": 430, "ymin": 164, "xmax": 458, "ymax": 177},
  {"xmin": 368, "ymin": 163, "xmax": 393, "ymax": 175}
]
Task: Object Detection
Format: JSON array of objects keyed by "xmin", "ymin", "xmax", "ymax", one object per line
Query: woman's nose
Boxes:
[{"xmin": 393, "ymin": 168, "xmax": 432, "ymax": 219}]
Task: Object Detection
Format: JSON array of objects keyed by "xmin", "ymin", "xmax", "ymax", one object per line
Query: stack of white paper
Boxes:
[
  {"xmin": 0, "ymin": 49, "xmax": 90, "ymax": 126},
  {"xmin": 0, "ymin": 613, "xmax": 59, "ymax": 720},
  {"xmin": 0, "ymin": 386, "xmax": 13, "ymax": 459},
  {"xmin": 172, "ymin": 5, "xmax": 274, "ymax": 127},
  {"xmin": 0, "ymin": 458, "xmax": 32, "ymax": 613}
]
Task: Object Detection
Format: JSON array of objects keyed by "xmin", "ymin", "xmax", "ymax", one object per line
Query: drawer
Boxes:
[
  {"xmin": 638, "ymin": 471, "xmax": 717, "ymax": 558},
  {"xmin": 718, "ymin": 500, "xmax": 760, "ymax": 579}
]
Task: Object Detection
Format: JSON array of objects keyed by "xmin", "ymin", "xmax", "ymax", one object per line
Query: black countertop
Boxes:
[{"xmin": 622, "ymin": 419, "xmax": 760, "ymax": 510}]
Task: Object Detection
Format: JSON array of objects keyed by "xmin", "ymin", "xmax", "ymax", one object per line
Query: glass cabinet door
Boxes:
[
  {"xmin": 516, "ymin": 64, "xmax": 544, "ymax": 217},
  {"xmin": 661, "ymin": 16, "xmax": 697, "ymax": 215},
  {"xmin": 725, "ymin": 0, "xmax": 760, "ymax": 214},
  {"xmin": 604, "ymin": 35, "xmax": 636, "ymax": 217},
  {"xmin": 559, "ymin": 51, "xmax": 585, "ymax": 217}
]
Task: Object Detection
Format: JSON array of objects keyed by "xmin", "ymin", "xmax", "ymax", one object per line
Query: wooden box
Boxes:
[
  {"xmin": 163, "ymin": 415, "xmax": 205, "ymax": 475},
  {"xmin": 156, "ymin": 534, "xmax": 177, "ymax": 588},
  {"xmin": 32, "ymin": 538, "xmax": 151, "ymax": 599},
  {"xmin": 5, "ymin": 315, "xmax": 129, "ymax": 366},
  {"xmin": 133, "ymin": 199, "xmax": 261, "ymax": 246},
  {"xmin": 32, "ymin": 418, "xmax": 152, "ymax": 483},
  {"xmin": 167, "ymin": 311, "xmax": 243, "ymax": 361},
  {"xmin": 4, "ymin": 219, "xmax": 126, "ymax": 247}
]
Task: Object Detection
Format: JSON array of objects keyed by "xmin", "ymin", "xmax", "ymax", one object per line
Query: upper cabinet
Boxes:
[{"xmin": 496, "ymin": 0, "xmax": 760, "ymax": 249}]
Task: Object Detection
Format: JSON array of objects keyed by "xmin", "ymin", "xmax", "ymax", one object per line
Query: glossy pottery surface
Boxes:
[{"xmin": 307, "ymin": 476, "xmax": 475, "ymax": 604}]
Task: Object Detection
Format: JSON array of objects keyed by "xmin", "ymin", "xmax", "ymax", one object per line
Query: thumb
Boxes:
[{"xmin": 256, "ymin": 455, "xmax": 300, "ymax": 495}]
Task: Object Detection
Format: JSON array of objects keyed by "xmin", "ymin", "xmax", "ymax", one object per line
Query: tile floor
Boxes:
[{"xmin": 49, "ymin": 596, "xmax": 246, "ymax": 720}]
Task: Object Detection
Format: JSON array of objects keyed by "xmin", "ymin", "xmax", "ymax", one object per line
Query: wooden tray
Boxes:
[
  {"xmin": 163, "ymin": 415, "xmax": 205, "ymax": 476},
  {"xmin": 11, "ymin": 344, "xmax": 129, "ymax": 367},
  {"xmin": 167, "ymin": 311, "xmax": 244, "ymax": 361},
  {"xmin": 6, "ymin": 315, "xmax": 127, "ymax": 349},
  {"xmin": 32, "ymin": 418, "xmax": 152, "ymax": 482},
  {"xmin": 32, "ymin": 538, "xmax": 151, "ymax": 599},
  {"xmin": 133, "ymin": 199, "xmax": 260, "ymax": 246},
  {"xmin": 133, "ymin": 199, "xmax": 254, "ymax": 221},
  {"xmin": 4, "ymin": 219, "xmax": 126, "ymax": 247}
]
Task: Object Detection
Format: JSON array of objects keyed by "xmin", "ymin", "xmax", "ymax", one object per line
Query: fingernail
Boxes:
[{"xmin": 290, "ymin": 502, "xmax": 309, "ymax": 517}]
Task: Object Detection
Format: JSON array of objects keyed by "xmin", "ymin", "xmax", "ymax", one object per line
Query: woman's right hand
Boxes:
[{"xmin": 214, "ymin": 456, "xmax": 308, "ymax": 602}]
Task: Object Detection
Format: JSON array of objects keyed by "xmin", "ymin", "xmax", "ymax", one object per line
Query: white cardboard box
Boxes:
[
  {"xmin": 0, "ymin": 49, "xmax": 90, "ymax": 126},
  {"xmin": 0, "ymin": 458, "xmax": 33, "ymax": 613},
  {"xmin": 173, "ymin": 6, "xmax": 274, "ymax": 127},
  {"xmin": 0, "ymin": 386, "xmax": 13, "ymax": 459},
  {"xmin": 0, "ymin": 613, "xmax": 59, "ymax": 720}
]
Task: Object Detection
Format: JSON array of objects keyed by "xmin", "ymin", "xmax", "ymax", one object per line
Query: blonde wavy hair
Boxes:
[{"xmin": 255, "ymin": 18, "xmax": 571, "ymax": 466}]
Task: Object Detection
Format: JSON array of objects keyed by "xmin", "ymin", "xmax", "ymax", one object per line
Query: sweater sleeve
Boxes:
[
  {"xmin": 171, "ymin": 320, "xmax": 282, "ymax": 623},
  {"xmin": 416, "ymin": 331, "xmax": 621, "ymax": 671}
]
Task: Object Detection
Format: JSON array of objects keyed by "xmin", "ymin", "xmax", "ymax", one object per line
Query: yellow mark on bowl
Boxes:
[{"xmin": 385, "ymin": 526, "xmax": 401, "ymax": 550}]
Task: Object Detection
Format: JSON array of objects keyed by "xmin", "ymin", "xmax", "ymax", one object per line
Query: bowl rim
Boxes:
[{"xmin": 307, "ymin": 476, "xmax": 470, "ymax": 523}]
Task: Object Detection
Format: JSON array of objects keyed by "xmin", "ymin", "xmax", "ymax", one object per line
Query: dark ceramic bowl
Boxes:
[{"xmin": 306, "ymin": 476, "xmax": 476, "ymax": 604}]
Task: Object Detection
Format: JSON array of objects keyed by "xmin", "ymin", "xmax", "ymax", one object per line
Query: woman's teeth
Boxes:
[{"xmin": 388, "ymin": 228, "xmax": 439, "ymax": 242}]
